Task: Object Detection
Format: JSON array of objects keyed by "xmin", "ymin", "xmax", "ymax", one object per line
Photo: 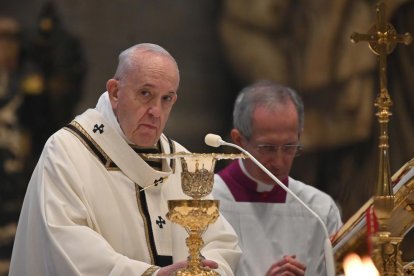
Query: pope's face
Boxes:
[{"xmin": 108, "ymin": 54, "xmax": 179, "ymax": 147}]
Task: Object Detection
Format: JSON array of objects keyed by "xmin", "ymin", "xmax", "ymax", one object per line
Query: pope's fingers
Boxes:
[
  {"xmin": 157, "ymin": 259, "xmax": 218, "ymax": 276},
  {"xmin": 202, "ymin": 259, "xmax": 219, "ymax": 269},
  {"xmin": 156, "ymin": 261, "xmax": 188, "ymax": 276}
]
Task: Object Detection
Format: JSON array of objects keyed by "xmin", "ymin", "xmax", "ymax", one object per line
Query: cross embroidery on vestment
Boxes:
[
  {"xmin": 153, "ymin": 177, "xmax": 164, "ymax": 186},
  {"xmin": 156, "ymin": 216, "xmax": 166, "ymax": 229},
  {"xmin": 93, "ymin": 124, "xmax": 104, "ymax": 134}
]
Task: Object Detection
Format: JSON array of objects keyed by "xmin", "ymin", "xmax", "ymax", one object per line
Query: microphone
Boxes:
[
  {"xmin": 205, "ymin": 133, "xmax": 336, "ymax": 276},
  {"xmin": 204, "ymin": 133, "xmax": 224, "ymax": 148}
]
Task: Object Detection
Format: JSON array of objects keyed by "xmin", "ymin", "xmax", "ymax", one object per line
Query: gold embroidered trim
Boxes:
[
  {"xmin": 142, "ymin": 265, "xmax": 160, "ymax": 276},
  {"xmin": 135, "ymin": 183, "xmax": 155, "ymax": 265},
  {"xmin": 170, "ymin": 141, "xmax": 176, "ymax": 173},
  {"xmin": 161, "ymin": 134, "xmax": 177, "ymax": 173},
  {"xmin": 64, "ymin": 121, "xmax": 119, "ymax": 171}
]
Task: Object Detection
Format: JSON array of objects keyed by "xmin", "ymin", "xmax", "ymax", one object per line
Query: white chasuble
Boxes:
[{"xmin": 9, "ymin": 92, "xmax": 241, "ymax": 276}]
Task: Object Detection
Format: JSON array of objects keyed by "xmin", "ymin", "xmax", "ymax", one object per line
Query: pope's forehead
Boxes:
[{"xmin": 130, "ymin": 52, "xmax": 177, "ymax": 72}]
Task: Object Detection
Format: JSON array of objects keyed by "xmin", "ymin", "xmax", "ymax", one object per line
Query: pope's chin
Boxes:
[{"xmin": 130, "ymin": 129, "xmax": 159, "ymax": 147}]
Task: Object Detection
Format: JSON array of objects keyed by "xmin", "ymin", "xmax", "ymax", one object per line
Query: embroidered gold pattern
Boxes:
[
  {"xmin": 135, "ymin": 183, "xmax": 155, "ymax": 265},
  {"xmin": 64, "ymin": 121, "xmax": 119, "ymax": 171},
  {"xmin": 161, "ymin": 134, "xmax": 177, "ymax": 173},
  {"xmin": 142, "ymin": 265, "xmax": 159, "ymax": 276}
]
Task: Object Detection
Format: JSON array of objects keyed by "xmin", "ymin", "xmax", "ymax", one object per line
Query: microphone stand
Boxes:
[{"xmin": 205, "ymin": 134, "xmax": 336, "ymax": 276}]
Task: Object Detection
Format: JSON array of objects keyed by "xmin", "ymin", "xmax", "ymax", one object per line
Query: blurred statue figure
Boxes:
[
  {"xmin": 19, "ymin": 1, "xmax": 87, "ymax": 161},
  {"xmin": 0, "ymin": 16, "xmax": 29, "ymax": 217},
  {"xmin": 0, "ymin": 16, "xmax": 28, "ymax": 270}
]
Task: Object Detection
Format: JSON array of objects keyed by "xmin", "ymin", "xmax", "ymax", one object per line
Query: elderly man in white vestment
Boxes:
[
  {"xmin": 9, "ymin": 43, "xmax": 241, "ymax": 276},
  {"xmin": 212, "ymin": 81, "xmax": 342, "ymax": 276}
]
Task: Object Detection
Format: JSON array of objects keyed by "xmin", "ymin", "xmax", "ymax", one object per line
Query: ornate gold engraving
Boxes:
[{"xmin": 144, "ymin": 152, "xmax": 246, "ymax": 275}]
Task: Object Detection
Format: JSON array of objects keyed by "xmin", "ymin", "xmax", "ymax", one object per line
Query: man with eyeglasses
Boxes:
[{"xmin": 213, "ymin": 81, "xmax": 342, "ymax": 276}]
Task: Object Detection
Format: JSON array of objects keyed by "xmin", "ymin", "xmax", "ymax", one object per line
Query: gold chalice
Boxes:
[
  {"xmin": 168, "ymin": 199, "xmax": 220, "ymax": 276},
  {"xmin": 144, "ymin": 152, "xmax": 245, "ymax": 275}
]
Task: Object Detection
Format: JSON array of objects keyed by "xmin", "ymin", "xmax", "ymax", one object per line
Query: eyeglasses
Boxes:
[{"xmin": 252, "ymin": 143, "xmax": 304, "ymax": 157}]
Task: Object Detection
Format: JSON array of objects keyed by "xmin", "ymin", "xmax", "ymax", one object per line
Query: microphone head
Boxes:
[{"xmin": 205, "ymin": 133, "xmax": 223, "ymax": 147}]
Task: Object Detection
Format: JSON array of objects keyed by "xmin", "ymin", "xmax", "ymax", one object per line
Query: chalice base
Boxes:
[{"xmin": 173, "ymin": 267, "xmax": 220, "ymax": 276}]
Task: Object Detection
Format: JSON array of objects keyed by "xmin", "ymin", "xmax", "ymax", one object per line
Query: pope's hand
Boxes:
[
  {"xmin": 157, "ymin": 259, "xmax": 218, "ymax": 276},
  {"xmin": 265, "ymin": 255, "xmax": 306, "ymax": 276}
]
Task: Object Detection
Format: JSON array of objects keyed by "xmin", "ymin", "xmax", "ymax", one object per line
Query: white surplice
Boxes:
[
  {"xmin": 9, "ymin": 92, "xmax": 241, "ymax": 276},
  {"xmin": 213, "ymin": 159, "xmax": 342, "ymax": 276}
]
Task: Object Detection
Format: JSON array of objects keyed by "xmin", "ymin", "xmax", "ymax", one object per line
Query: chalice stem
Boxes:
[{"xmin": 187, "ymin": 232, "xmax": 204, "ymax": 270}]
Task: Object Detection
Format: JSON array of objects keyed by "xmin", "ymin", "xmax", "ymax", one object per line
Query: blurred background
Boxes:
[{"xmin": 1, "ymin": 0, "xmax": 413, "ymax": 274}]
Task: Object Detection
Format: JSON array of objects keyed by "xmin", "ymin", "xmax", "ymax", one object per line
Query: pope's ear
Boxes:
[
  {"xmin": 106, "ymin": 79, "xmax": 119, "ymax": 101},
  {"xmin": 230, "ymin": 129, "xmax": 243, "ymax": 146}
]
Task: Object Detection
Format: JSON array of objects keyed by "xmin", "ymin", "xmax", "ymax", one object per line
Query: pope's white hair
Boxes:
[{"xmin": 113, "ymin": 43, "xmax": 178, "ymax": 79}]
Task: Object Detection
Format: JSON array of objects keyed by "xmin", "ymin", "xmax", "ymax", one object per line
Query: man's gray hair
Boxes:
[
  {"xmin": 113, "ymin": 43, "xmax": 178, "ymax": 79},
  {"xmin": 233, "ymin": 80, "xmax": 304, "ymax": 140}
]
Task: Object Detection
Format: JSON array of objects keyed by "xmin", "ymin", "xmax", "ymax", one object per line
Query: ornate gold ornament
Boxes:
[
  {"xmin": 144, "ymin": 152, "xmax": 246, "ymax": 275},
  {"xmin": 333, "ymin": 2, "xmax": 414, "ymax": 275}
]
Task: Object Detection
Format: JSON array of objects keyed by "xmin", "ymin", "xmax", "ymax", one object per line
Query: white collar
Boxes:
[
  {"xmin": 95, "ymin": 91, "xmax": 133, "ymax": 144},
  {"xmin": 238, "ymin": 159, "xmax": 274, "ymax": 192}
]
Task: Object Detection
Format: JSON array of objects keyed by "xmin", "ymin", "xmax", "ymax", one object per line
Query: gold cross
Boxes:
[
  {"xmin": 350, "ymin": 2, "xmax": 412, "ymax": 98},
  {"xmin": 350, "ymin": 2, "xmax": 412, "ymax": 198}
]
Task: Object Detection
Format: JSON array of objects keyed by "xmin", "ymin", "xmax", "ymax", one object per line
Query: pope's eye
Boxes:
[
  {"xmin": 163, "ymin": 95, "xmax": 173, "ymax": 102},
  {"xmin": 140, "ymin": 91, "xmax": 151, "ymax": 97}
]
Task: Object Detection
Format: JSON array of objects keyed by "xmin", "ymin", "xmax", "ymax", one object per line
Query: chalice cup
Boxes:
[
  {"xmin": 144, "ymin": 152, "xmax": 245, "ymax": 276},
  {"xmin": 168, "ymin": 199, "xmax": 220, "ymax": 276}
]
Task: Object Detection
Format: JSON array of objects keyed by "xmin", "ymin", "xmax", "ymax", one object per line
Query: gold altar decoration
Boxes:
[
  {"xmin": 332, "ymin": 2, "xmax": 414, "ymax": 275},
  {"xmin": 144, "ymin": 152, "xmax": 246, "ymax": 276}
]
